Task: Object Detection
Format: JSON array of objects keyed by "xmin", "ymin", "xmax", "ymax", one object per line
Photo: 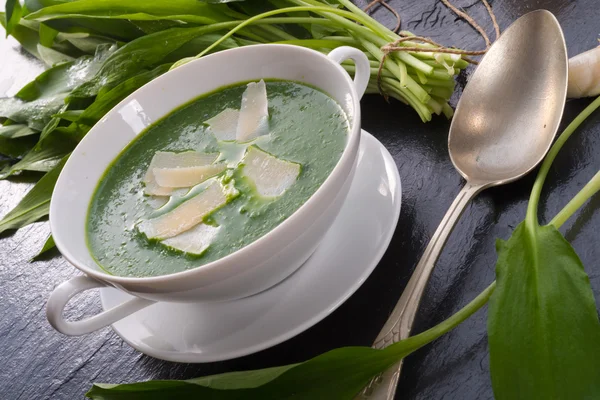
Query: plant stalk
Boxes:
[{"xmin": 527, "ymin": 96, "xmax": 600, "ymax": 227}]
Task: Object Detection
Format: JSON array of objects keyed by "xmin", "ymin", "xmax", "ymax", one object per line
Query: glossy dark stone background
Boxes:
[{"xmin": 1, "ymin": 1, "xmax": 599, "ymax": 399}]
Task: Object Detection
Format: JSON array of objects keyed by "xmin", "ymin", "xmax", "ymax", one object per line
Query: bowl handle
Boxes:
[
  {"xmin": 327, "ymin": 46, "xmax": 370, "ymax": 100},
  {"xmin": 46, "ymin": 275, "xmax": 155, "ymax": 336}
]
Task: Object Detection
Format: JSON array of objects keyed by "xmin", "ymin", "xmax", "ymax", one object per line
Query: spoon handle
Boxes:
[{"xmin": 359, "ymin": 181, "xmax": 483, "ymax": 400}]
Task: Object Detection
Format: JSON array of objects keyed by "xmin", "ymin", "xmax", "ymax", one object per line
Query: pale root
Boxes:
[{"xmin": 568, "ymin": 46, "xmax": 600, "ymax": 98}]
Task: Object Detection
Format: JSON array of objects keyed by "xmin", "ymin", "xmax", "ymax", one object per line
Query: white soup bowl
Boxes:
[{"xmin": 47, "ymin": 44, "xmax": 370, "ymax": 335}]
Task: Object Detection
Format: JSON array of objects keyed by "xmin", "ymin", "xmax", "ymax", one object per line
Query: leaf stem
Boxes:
[
  {"xmin": 194, "ymin": 6, "xmax": 388, "ymax": 60},
  {"xmin": 388, "ymin": 281, "xmax": 496, "ymax": 356},
  {"xmin": 550, "ymin": 171, "xmax": 600, "ymax": 229},
  {"xmin": 527, "ymin": 96, "xmax": 600, "ymax": 227}
]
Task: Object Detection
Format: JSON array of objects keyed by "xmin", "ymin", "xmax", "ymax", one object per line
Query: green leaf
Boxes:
[
  {"xmin": 0, "ymin": 94, "xmax": 67, "ymax": 131},
  {"xmin": 164, "ymin": 33, "xmax": 239, "ymax": 62},
  {"xmin": 68, "ymin": 26, "xmax": 212, "ymax": 99},
  {"xmin": 37, "ymin": 43, "xmax": 75, "ymax": 66},
  {"xmin": 52, "ymin": 109, "xmax": 83, "ymax": 122},
  {"xmin": 31, "ymin": 234, "xmax": 56, "ymax": 260},
  {"xmin": 77, "ymin": 63, "xmax": 171, "ymax": 126},
  {"xmin": 0, "ymin": 155, "xmax": 67, "ymax": 234},
  {"xmin": 15, "ymin": 42, "xmax": 117, "ymax": 101},
  {"xmin": 200, "ymin": 0, "xmax": 247, "ymax": 3},
  {"xmin": 0, "ymin": 103, "xmax": 81, "ymax": 178},
  {"xmin": 63, "ymin": 34, "xmax": 115, "ymax": 54},
  {"xmin": 0, "ymin": 44, "xmax": 117, "ymax": 132},
  {"xmin": 86, "ymin": 347, "xmax": 401, "ymax": 399},
  {"xmin": 25, "ymin": 0, "xmax": 230, "ymax": 24},
  {"xmin": 38, "ymin": 22, "xmax": 59, "ymax": 46},
  {"xmin": 5, "ymin": 0, "xmax": 23, "ymax": 36},
  {"xmin": 0, "ymin": 12, "xmax": 42, "ymax": 59},
  {"xmin": 488, "ymin": 221, "xmax": 600, "ymax": 399},
  {"xmin": 0, "ymin": 134, "xmax": 38, "ymax": 158},
  {"xmin": 131, "ymin": 20, "xmax": 186, "ymax": 34},
  {"xmin": 0, "ymin": 123, "xmax": 38, "ymax": 139}
]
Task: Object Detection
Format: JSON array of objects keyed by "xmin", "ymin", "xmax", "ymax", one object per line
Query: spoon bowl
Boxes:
[{"xmin": 449, "ymin": 10, "xmax": 568, "ymax": 185}]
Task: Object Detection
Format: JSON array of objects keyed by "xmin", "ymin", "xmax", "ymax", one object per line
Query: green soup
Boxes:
[{"xmin": 87, "ymin": 80, "xmax": 349, "ymax": 277}]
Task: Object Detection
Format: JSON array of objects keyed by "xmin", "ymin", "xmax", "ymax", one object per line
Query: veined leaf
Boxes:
[
  {"xmin": 0, "ymin": 123, "xmax": 38, "ymax": 139},
  {"xmin": 0, "ymin": 104, "xmax": 80, "ymax": 178},
  {"xmin": 26, "ymin": 0, "xmax": 230, "ymax": 24},
  {"xmin": 16, "ymin": 42, "xmax": 116, "ymax": 101},
  {"xmin": 0, "ymin": 94, "xmax": 67, "ymax": 131},
  {"xmin": 37, "ymin": 43, "xmax": 75, "ymax": 66},
  {"xmin": 64, "ymin": 35, "xmax": 115, "ymax": 54},
  {"xmin": 131, "ymin": 20, "xmax": 187, "ymax": 35},
  {"xmin": 0, "ymin": 155, "xmax": 67, "ymax": 234},
  {"xmin": 87, "ymin": 348, "xmax": 401, "ymax": 399},
  {"xmin": 0, "ymin": 44, "xmax": 117, "ymax": 131},
  {"xmin": 39, "ymin": 22, "xmax": 59, "ymax": 47},
  {"xmin": 487, "ymin": 96, "xmax": 600, "ymax": 400},
  {"xmin": 24, "ymin": 0, "xmax": 145, "ymax": 41},
  {"xmin": 68, "ymin": 26, "xmax": 215, "ymax": 98},
  {"xmin": 200, "ymin": 0, "xmax": 247, "ymax": 3},
  {"xmin": 53, "ymin": 109, "xmax": 83, "ymax": 122},
  {"xmin": 0, "ymin": 134, "xmax": 38, "ymax": 158},
  {"xmin": 488, "ymin": 222, "xmax": 600, "ymax": 399},
  {"xmin": 164, "ymin": 33, "xmax": 239, "ymax": 62},
  {"xmin": 0, "ymin": 12, "xmax": 42, "ymax": 59},
  {"xmin": 5, "ymin": 0, "xmax": 23, "ymax": 36},
  {"xmin": 24, "ymin": 0, "xmax": 75, "ymax": 12},
  {"xmin": 31, "ymin": 234, "xmax": 56, "ymax": 260},
  {"xmin": 77, "ymin": 64, "xmax": 170, "ymax": 126}
]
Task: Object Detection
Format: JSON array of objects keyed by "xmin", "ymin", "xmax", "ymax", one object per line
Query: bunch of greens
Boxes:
[
  {"xmin": 86, "ymin": 97, "xmax": 600, "ymax": 399},
  {"xmin": 0, "ymin": 0, "xmax": 468, "ymax": 250}
]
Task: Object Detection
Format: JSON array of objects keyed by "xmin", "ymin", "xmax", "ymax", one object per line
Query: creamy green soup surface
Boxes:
[{"xmin": 87, "ymin": 80, "xmax": 349, "ymax": 277}]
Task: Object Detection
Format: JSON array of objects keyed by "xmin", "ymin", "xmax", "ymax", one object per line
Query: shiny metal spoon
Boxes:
[{"xmin": 361, "ymin": 10, "xmax": 568, "ymax": 400}]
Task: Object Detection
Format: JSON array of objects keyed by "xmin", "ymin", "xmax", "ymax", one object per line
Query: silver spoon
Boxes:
[{"xmin": 361, "ymin": 9, "xmax": 568, "ymax": 400}]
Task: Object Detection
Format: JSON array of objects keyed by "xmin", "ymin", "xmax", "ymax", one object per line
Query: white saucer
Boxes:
[{"xmin": 100, "ymin": 130, "xmax": 402, "ymax": 363}]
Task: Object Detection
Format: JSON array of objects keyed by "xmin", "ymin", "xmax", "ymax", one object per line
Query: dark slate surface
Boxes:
[{"xmin": 1, "ymin": 1, "xmax": 599, "ymax": 399}]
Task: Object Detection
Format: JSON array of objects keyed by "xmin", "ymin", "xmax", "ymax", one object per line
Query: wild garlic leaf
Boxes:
[
  {"xmin": 0, "ymin": 123, "xmax": 38, "ymax": 139},
  {"xmin": 85, "ymin": 315, "xmax": 486, "ymax": 400},
  {"xmin": 16, "ymin": 42, "xmax": 116, "ymax": 101},
  {"xmin": 24, "ymin": 0, "xmax": 146, "ymax": 41},
  {"xmin": 38, "ymin": 22, "xmax": 59, "ymax": 47},
  {"xmin": 164, "ymin": 34, "xmax": 239, "ymax": 62},
  {"xmin": 36, "ymin": 43, "xmax": 75, "ymax": 66},
  {"xmin": 68, "ymin": 26, "xmax": 215, "ymax": 99},
  {"xmin": 5, "ymin": 0, "xmax": 23, "ymax": 36},
  {"xmin": 131, "ymin": 20, "xmax": 187, "ymax": 35},
  {"xmin": 25, "ymin": 0, "xmax": 231, "ymax": 25},
  {"xmin": 0, "ymin": 44, "xmax": 116, "ymax": 132},
  {"xmin": 488, "ymin": 222, "xmax": 600, "ymax": 400},
  {"xmin": 31, "ymin": 234, "xmax": 56, "ymax": 261},
  {"xmin": 87, "ymin": 346, "xmax": 404, "ymax": 399},
  {"xmin": 0, "ymin": 134, "xmax": 38, "ymax": 158},
  {"xmin": 77, "ymin": 63, "xmax": 171, "ymax": 126},
  {"xmin": 0, "ymin": 155, "xmax": 67, "ymax": 234},
  {"xmin": 200, "ymin": 0, "xmax": 247, "ymax": 3},
  {"xmin": 0, "ymin": 110, "xmax": 80, "ymax": 178},
  {"xmin": 0, "ymin": 94, "xmax": 67, "ymax": 131},
  {"xmin": 0, "ymin": 12, "xmax": 42, "ymax": 59}
]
